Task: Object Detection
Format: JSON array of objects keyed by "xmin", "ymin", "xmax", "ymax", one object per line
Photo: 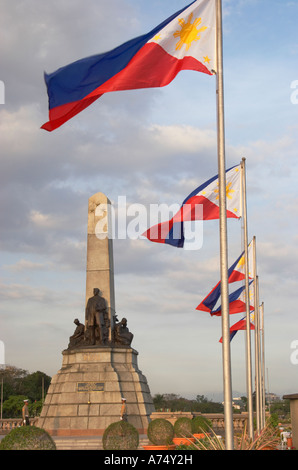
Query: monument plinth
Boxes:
[
  {"xmin": 39, "ymin": 193, "xmax": 154, "ymax": 436},
  {"xmin": 38, "ymin": 346, "xmax": 153, "ymax": 435}
]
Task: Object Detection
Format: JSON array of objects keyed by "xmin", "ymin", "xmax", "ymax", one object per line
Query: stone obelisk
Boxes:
[
  {"xmin": 38, "ymin": 192, "xmax": 155, "ymax": 437},
  {"xmin": 86, "ymin": 192, "xmax": 115, "ymax": 338}
]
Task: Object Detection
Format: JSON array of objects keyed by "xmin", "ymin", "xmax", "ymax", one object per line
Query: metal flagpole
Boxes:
[
  {"xmin": 216, "ymin": 0, "xmax": 234, "ymax": 450},
  {"xmin": 241, "ymin": 158, "xmax": 254, "ymax": 439},
  {"xmin": 253, "ymin": 243, "xmax": 261, "ymax": 433},
  {"xmin": 256, "ymin": 276, "xmax": 263, "ymax": 430},
  {"xmin": 260, "ymin": 301, "xmax": 266, "ymax": 428}
]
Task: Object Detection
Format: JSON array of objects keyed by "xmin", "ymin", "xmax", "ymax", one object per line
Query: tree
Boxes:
[
  {"xmin": 0, "ymin": 366, "xmax": 51, "ymax": 403},
  {"xmin": 19, "ymin": 371, "xmax": 51, "ymax": 402},
  {"xmin": 153, "ymin": 394, "xmax": 166, "ymax": 411},
  {"xmin": 2, "ymin": 395, "xmax": 27, "ymax": 418},
  {"xmin": 152, "ymin": 393, "xmax": 224, "ymax": 413},
  {"xmin": 0, "ymin": 366, "xmax": 28, "ymax": 401},
  {"xmin": 196, "ymin": 395, "xmax": 208, "ymax": 403}
]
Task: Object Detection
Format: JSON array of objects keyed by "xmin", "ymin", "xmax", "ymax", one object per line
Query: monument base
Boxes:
[{"xmin": 38, "ymin": 346, "xmax": 155, "ymax": 436}]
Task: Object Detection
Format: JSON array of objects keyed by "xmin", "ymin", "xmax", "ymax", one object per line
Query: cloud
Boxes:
[{"xmin": 2, "ymin": 259, "xmax": 51, "ymax": 272}]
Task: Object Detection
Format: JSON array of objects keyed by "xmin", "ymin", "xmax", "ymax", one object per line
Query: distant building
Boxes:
[
  {"xmin": 266, "ymin": 392, "xmax": 280, "ymax": 403},
  {"xmin": 232, "ymin": 397, "xmax": 246, "ymax": 411}
]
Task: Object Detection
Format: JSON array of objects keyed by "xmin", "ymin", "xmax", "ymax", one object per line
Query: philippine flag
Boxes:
[
  {"xmin": 219, "ymin": 316, "xmax": 255, "ymax": 343},
  {"xmin": 41, "ymin": 0, "xmax": 216, "ymax": 132},
  {"xmin": 196, "ymin": 240, "xmax": 253, "ymax": 313},
  {"xmin": 142, "ymin": 164, "xmax": 241, "ymax": 248},
  {"xmin": 211, "ymin": 280, "xmax": 254, "ymax": 317}
]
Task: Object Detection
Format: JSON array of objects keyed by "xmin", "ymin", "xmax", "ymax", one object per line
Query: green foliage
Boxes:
[
  {"xmin": 0, "ymin": 366, "xmax": 51, "ymax": 401},
  {"xmin": 21, "ymin": 371, "xmax": 51, "ymax": 402},
  {"xmin": 102, "ymin": 421, "xmax": 139, "ymax": 450},
  {"xmin": 147, "ymin": 419, "xmax": 174, "ymax": 446},
  {"xmin": 269, "ymin": 413, "xmax": 279, "ymax": 428},
  {"xmin": 0, "ymin": 366, "xmax": 28, "ymax": 401},
  {"xmin": 153, "ymin": 393, "xmax": 224, "ymax": 413},
  {"xmin": 0, "ymin": 366, "xmax": 51, "ymax": 418},
  {"xmin": 191, "ymin": 415, "xmax": 212, "ymax": 433},
  {"xmin": 173, "ymin": 417, "xmax": 192, "ymax": 438},
  {"xmin": 2, "ymin": 395, "xmax": 44, "ymax": 419},
  {"xmin": 0, "ymin": 426, "xmax": 56, "ymax": 450},
  {"xmin": 153, "ymin": 394, "xmax": 166, "ymax": 411},
  {"xmin": 2, "ymin": 395, "xmax": 28, "ymax": 418}
]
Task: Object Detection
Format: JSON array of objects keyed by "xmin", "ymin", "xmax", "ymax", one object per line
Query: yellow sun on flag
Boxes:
[
  {"xmin": 173, "ymin": 12, "xmax": 208, "ymax": 51},
  {"xmin": 214, "ymin": 182, "xmax": 235, "ymax": 200},
  {"xmin": 236, "ymin": 256, "xmax": 245, "ymax": 269}
]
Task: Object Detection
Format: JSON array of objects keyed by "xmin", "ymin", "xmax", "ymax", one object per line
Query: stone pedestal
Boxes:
[{"xmin": 38, "ymin": 347, "xmax": 154, "ymax": 436}]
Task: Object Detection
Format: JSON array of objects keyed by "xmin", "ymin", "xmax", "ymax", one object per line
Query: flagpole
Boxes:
[
  {"xmin": 256, "ymin": 276, "xmax": 263, "ymax": 431},
  {"xmin": 216, "ymin": 0, "xmax": 234, "ymax": 450},
  {"xmin": 253, "ymin": 240, "xmax": 261, "ymax": 433},
  {"xmin": 241, "ymin": 157, "xmax": 254, "ymax": 439},
  {"xmin": 260, "ymin": 302, "xmax": 266, "ymax": 428}
]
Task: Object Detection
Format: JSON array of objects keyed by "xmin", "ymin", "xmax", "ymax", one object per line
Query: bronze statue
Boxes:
[
  {"xmin": 66, "ymin": 290, "xmax": 134, "ymax": 349},
  {"xmin": 68, "ymin": 318, "xmax": 85, "ymax": 348},
  {"xmin": 114, "ymin": 317, "xmax": 133, "ymax": 346},
  {"xmin": 85, "ymin": 288, "xmax": 109, "ymax": 345}
]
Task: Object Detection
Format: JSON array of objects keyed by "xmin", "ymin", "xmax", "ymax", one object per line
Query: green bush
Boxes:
[
  {"xmin": 191, "ymin": 416, "xmax": 212, "ymax": 434},
  {"xmin": 0, "ymin": 426, "xmax": 56, "ymax": 450},
  {"xmin": 103, "ymin": 421, "xmax": 139, "ymax": 450},
  {"xmin": 147, "ymin": 419, "xmax": 174, "ymax": 445},
  {"xmin": 174, "ymin": 417, "xmax": 193, "ymax": 437}
]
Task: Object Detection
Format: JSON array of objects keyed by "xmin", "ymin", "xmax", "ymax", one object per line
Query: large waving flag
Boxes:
[
  {"xmin": 142, "ymin": 164, "xmax": 241, "ymax": 248},
  {"xmin": 196, "ymin": 240, "xmax": 253, "ymax": 313},
  {"xmin": 219, "ymin": 316, "xmax": 255, "ymax": 343},
  {"xmin": 211, "ymin": 280, "xmax": 254, "ymax": 317},
  {"xmin": 41, "ymin": 0, "xmax": 216, "ymax": 132}
]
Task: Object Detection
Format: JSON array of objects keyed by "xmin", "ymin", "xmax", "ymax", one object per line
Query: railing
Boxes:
[
  {"xmin": 0, "ymin": 417, "xmax": 39, "ymax": 434},
  {"xmin": 150, "ymin": 411, "xmax": 252, "ymax": 432},
  {"xmin": 0, "ymin": 412, "xmax": 260, "ymax": 435}
]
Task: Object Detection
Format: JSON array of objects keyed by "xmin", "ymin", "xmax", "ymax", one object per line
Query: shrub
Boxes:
[
  {"xmin": 191, "ymin": 416, "xmax": 212, "ymax": 434},
  {"xmin": 103, "ymin": 421, "xmax": 139, "ymax": 450},
  {"xmin": 0, "ymin": 426, "xmax": 56, "ymax": 450},
  {"xmin": 147, "ymin": 419, "xmax": 174, "ymax": 445},
  {"xmin": 174, "ymin": 417, "xmax": 193, "ymax": 437}
]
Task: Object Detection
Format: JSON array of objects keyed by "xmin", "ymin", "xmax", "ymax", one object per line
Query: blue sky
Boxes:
[{"xmin": 1, "ymin": 0, "xmax": 298, "ymax": 401}]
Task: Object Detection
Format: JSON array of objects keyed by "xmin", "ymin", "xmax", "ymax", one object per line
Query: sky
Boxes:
[{"xmin": 1, "ymin": 0, "xmax": 298, "ymax": 401}]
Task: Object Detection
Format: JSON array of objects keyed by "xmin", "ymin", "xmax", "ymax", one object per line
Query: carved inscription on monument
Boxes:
[{"xmin": 77, "ymin": 382, "xmax": 104, "ymax": 392}]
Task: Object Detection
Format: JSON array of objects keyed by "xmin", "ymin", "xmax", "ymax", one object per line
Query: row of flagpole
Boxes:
[
  {"xmin": 221, "ymin": 158, "xmax": 267, "ymax": 442},
  {"xmin": 211, "ymin": 154, "xmax": 267, "ymax": 444},
  {"xmin": 242, "ymin": 157, "xmax": 266, "ymax": 438}
]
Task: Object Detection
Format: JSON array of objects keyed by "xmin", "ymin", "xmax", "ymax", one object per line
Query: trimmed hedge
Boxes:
[
  {"xmin": 191, "ymin": 416, "xmax": 212, "ymax": 433},
  {"xmin": 173, "ymin": 417, "xmax": 193, "ymax": 437},
  {"xmin": 0, "ymin": 425, "xmax": 56, "ymax": 450},
  {"xmin": 147, "ymin": 418, "xmax": 174, "ymax": 446},
  {"xmin": 103, "ymin": 421, "xmax": 139, "ymax": 450}
]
